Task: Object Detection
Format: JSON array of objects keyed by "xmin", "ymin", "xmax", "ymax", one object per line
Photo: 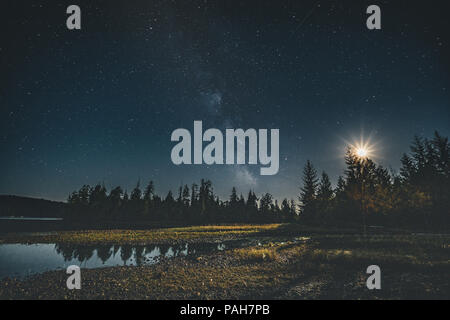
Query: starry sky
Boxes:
[{"xmin": 1, "ymin": 0, "xmax": 449, "ymax": 202}]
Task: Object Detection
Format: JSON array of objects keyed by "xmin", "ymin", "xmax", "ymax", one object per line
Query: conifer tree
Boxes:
[{"xmin": 299, "ymin": 160, "xmax": 319, "ymax": 221}]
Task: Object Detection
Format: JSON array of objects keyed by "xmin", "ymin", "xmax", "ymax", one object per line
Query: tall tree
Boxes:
[
  {"xmin": 259, "ymin": 193, "xmax": 273, "ymax": 220},
  {"xmin": 143, "ymin": 181, "xmax": 154, "ymax": 201},
  {"xmin": 143, "ymin": 181, "xmax": 154, "ymax": 219},
  {"xmin": 182, "ymin": 185, "xmax": 190, "ymax": 208},
  {"xmin": 299, "ymin": 160, "xmax": 319, "ymax": 222},
  {"xmin": 229, "ymin": 187, "xmax": 238, "ymax": 207},
  {"xmin": 130, "ymin": 180, "xmax": 142, "ymax": 201},
  {"xmin": 315, "ymin": 171, "xmax": 333, "ymax": 224},
  {"xmin": 281, "ymin": 198, "xmax": 290, "ymax": 222},
  {"xmin": 317, "ymin": 172, "xmax": 333, "ymax": 201}
]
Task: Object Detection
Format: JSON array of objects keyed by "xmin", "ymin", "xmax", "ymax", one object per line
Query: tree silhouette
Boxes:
[
  {"xmin": 316, "ymin": 172, "xmax": 333, "ymax": 224},
  {"xmin": 299, "ymin": 160, "xmax": 319, "ymax": 223}
]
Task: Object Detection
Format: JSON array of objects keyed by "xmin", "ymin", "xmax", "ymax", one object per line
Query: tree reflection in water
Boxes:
[{"xmin": 53, "ymin": 242, "xmax": 226, "ymax": 266}]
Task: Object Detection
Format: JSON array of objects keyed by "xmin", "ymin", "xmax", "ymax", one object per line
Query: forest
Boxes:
[{"xmin": 66, "ymin": 131, "xmax": 450, "ymax": 231}]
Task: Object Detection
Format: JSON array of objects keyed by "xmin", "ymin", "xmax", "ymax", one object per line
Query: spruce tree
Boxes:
[{"xmin": 299, "ymin": 160, "xmax": 319, "ymax": 221}]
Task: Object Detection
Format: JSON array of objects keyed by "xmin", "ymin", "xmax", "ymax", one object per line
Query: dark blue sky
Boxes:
[{"xmin": 1, "ymin": 0, "xmax": 449, "ymax": 202}]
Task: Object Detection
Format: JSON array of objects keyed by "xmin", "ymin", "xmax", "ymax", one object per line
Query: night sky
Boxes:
[{"xmin": 1, "ymin": 0, "xmax": 449, "ymax": 202}]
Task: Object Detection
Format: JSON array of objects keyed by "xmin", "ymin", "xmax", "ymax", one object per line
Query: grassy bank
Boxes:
[
  {"xmin": 0, "ymin": 224, "xmax": 281, "ymax": 245},
  {"xmin": 0, "ymin": 225, "xmax": 448, "ymax": 299}
]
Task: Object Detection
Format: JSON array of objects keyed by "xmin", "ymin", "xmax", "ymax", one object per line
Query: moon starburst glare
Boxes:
[{"xmin": 340, "ymin": 134, "xmax": 380, "ymax": 161}]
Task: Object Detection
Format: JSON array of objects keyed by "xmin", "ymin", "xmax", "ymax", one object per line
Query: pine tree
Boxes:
[
  {"xmin": 190, "ymin": 183, "xmax": 198, "ymax": 206},
  {"xmin": 281, "ymin": 198, "xmax": 290, "ymax": 222},
  {"xmin": 130, "ymin": 180, "xmax": 142, "ymax": 201},
  {"xmin": 246, "ymin": 190, "xmax": 258, "ymax": 221},
  {"xmin": 289, "ymin": 199, "xmax": 297, "ymax": 221},
  {"xmin": 315, "ymin": 171, "xmax": 333, "ymax": 224},
  {"xmin": 335, "ymin": 176, "xmax": 346, "ymax": 194},
  {"xmin": 299, "ymin": 160, "xmax": 319, "ymax": 221},
  {"xmin": 108, "ymin": 186, "xmax": 123, "ymax": 217},
  {"xmin": 182, "ymin": 185, "xmax": 190, "ymax": 207},
  {"xmin": 165, "ymin": 190, "xmax": 174, "ymax": 203},
  {"xmin": 143, "ymin": 181, "xmax": 154, "ymax": 201},
  {"xmin": 78, "ymin": 185, "xmax": 91, "ymax": 206},
  {"xmin": 259, "ymin": 193, "xmax": 273, "ymax": 217},
  {"xmin": 143, "ymin": 181, "xmax": 154, "ymax": 219},
  {"xmin": 317, "ymin": 172, "xmax": 333, "ymax": 201},
  {"xmin": 229, "ymin": 187, "xmax": 238, "ymax": 207},
  {"xmin": 130, "ymin": 180, "xmax": 143, "ymax": 217}
]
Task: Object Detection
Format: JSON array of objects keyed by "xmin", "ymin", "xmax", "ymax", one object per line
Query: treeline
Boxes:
[
  {"xmin": 67, "ymin": 131, "xmax": 449, "ymax": 230},
  {"xmin": 299, "ymin": 131, "xmax": 449, "ymax": 230},
  {"xmin": 67, "ymin": 179, "xmax": 297, "ymax": 224}
]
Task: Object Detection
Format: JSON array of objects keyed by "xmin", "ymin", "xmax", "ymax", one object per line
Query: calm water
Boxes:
[{"xmin": 0, "ymin": 242, "xmax": 226, "ymax": 279}]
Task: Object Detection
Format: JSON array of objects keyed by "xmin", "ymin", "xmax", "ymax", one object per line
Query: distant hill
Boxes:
[{"xmin": 0, "ymin": 195, "xmax": 67, "ymax": 218}]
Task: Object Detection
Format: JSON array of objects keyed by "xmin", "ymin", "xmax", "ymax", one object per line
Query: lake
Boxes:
[{"xmin": 0, "ymin": 242, "xmax": 227, "ymax": 279}]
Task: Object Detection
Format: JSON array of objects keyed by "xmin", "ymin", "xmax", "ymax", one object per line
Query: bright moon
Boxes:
[
  {"xmin": 356, "ymin": 147, "xmax": 368, "ymax": 158},
  {"xmin": 342, "ymin": 135, "xmax": 378, "ymax": 160}
]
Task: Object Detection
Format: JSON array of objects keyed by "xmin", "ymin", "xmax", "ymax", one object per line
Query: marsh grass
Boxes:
[
  {"xmin": 231, "ymin": 247, "xmax": 279, "ymax": 262},
  {"xmin": 0, "ymin": 224, "xmax": 281, "ymax": 245}
]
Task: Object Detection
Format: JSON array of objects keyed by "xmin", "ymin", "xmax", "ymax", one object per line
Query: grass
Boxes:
[
  {"xmin": 231, "ymin": 246, "xmax": 279, "ymax": 262},
  {"xmin": 0, "ymin": 224, "xmax": 449, "ymax": 299},
  {"xmin": 0, "ymin": 224, "xmax": 281, "ymax": 245}
]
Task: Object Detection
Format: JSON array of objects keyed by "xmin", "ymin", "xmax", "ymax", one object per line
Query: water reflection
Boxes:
[
  {"xmin": 0, "ymin": 242, "xmax": 227, "ymax": 279},
  {"xmin": 53, "ymin": 242, "xmax": 217, "ymax": 265}
]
